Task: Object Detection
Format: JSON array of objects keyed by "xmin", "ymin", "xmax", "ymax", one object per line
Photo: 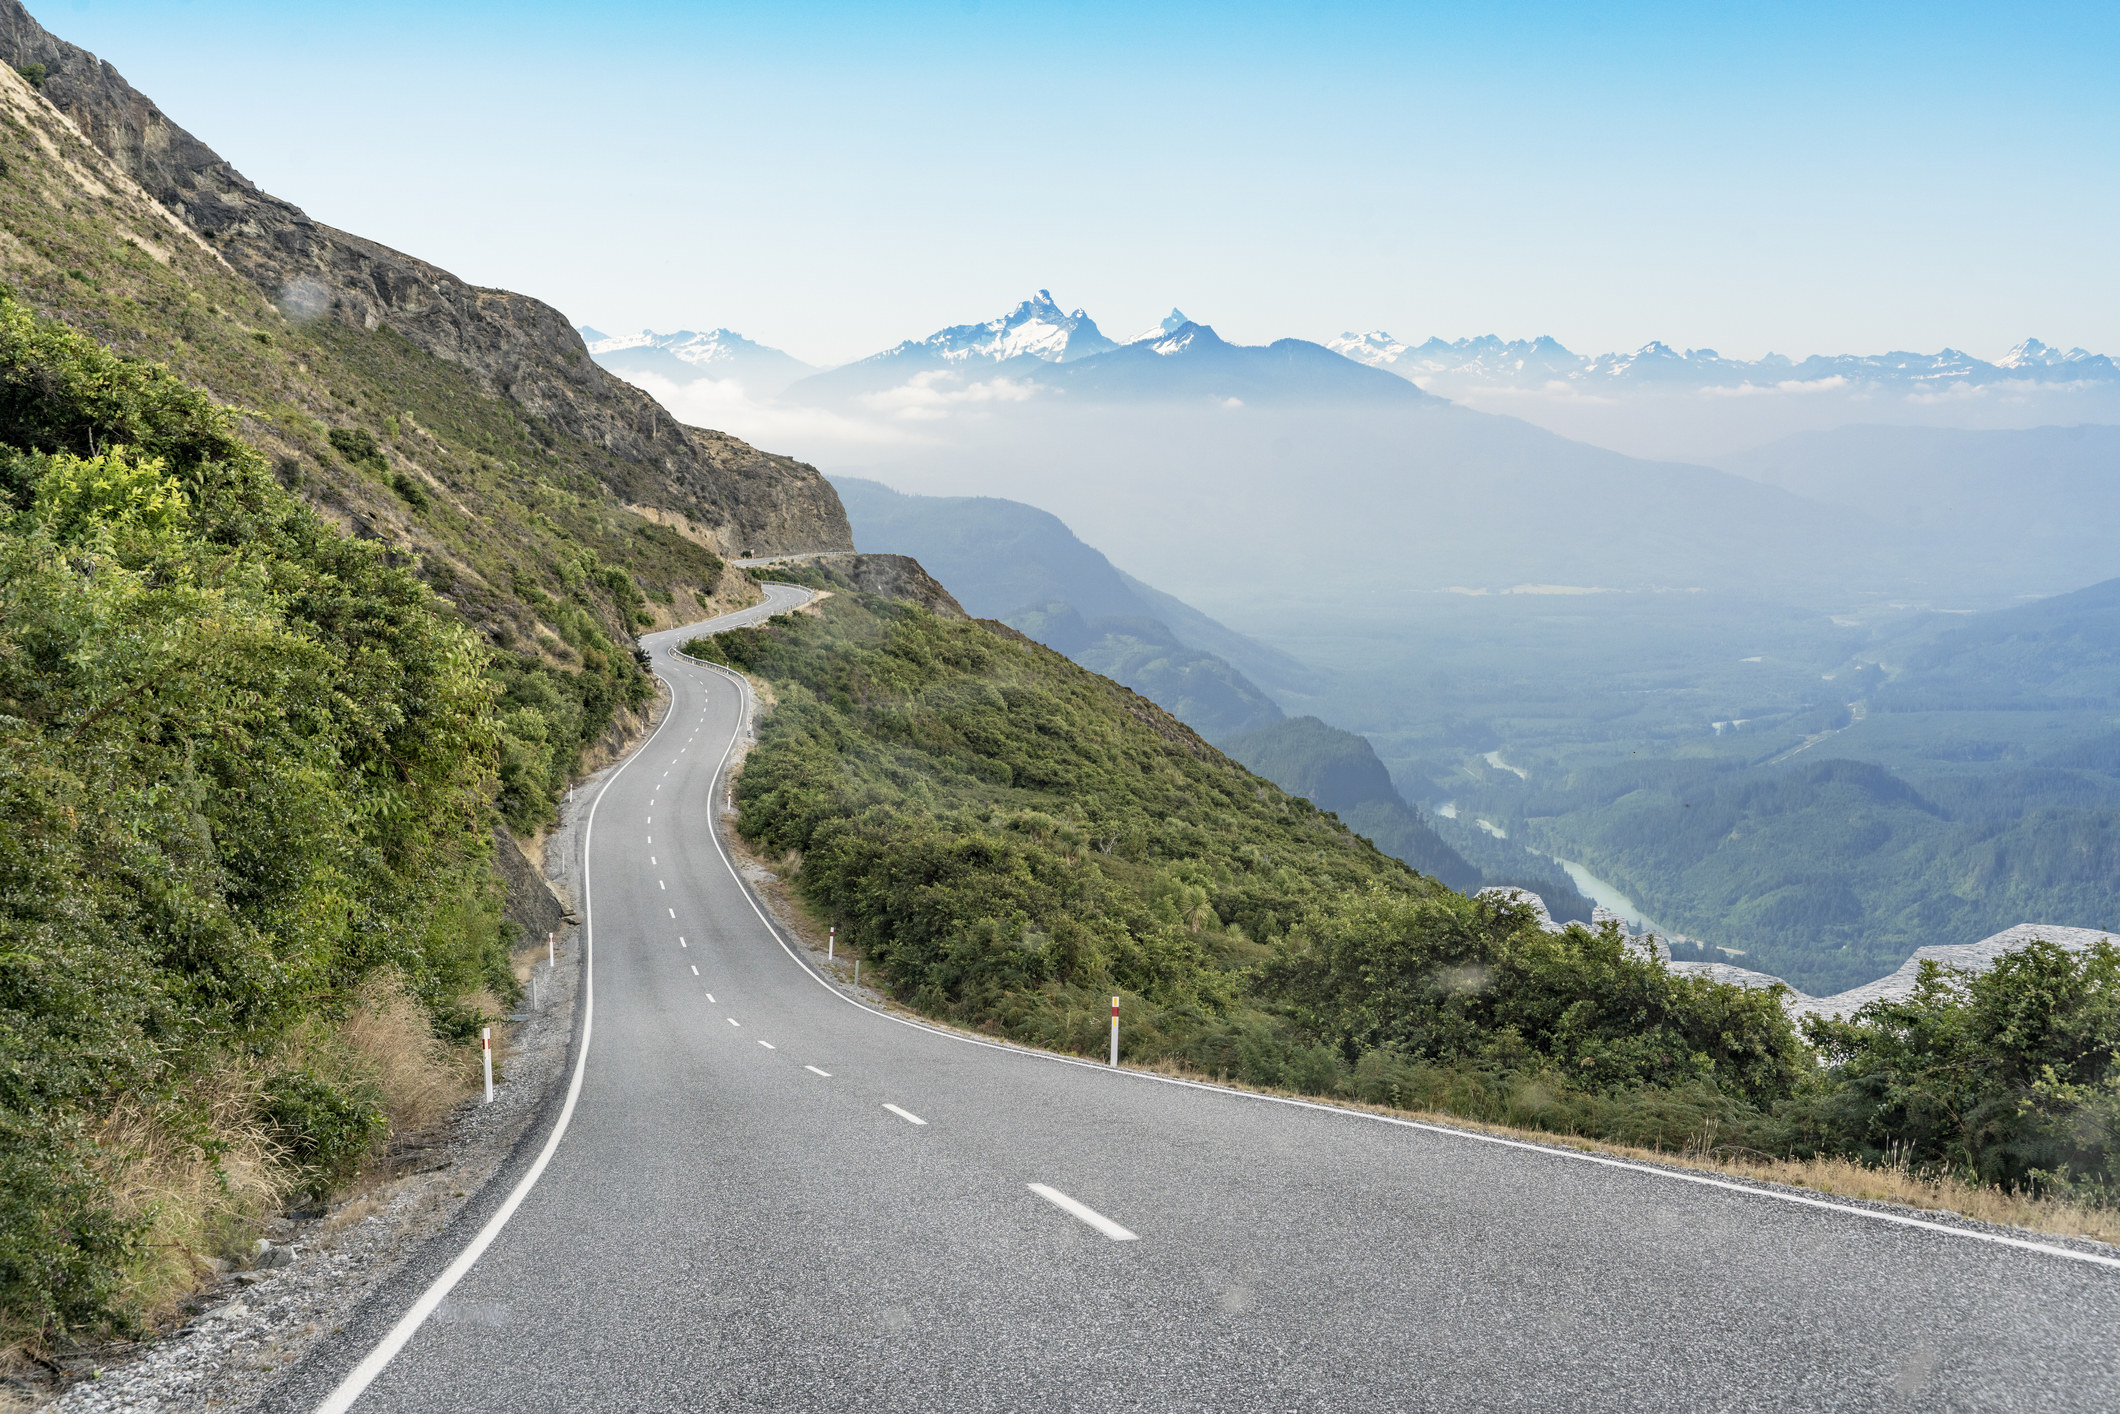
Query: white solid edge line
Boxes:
[
  {"xmin": 1028, "ymin": 1183, "xmax": 1138, "ymax": 1241},
  {"xmin": 883, "ymin": 1103, "xmax": 928, "ymax": 1126},
  {"xmin": 313, "ymin": 625, "xmax": 702, "ymax": 1413},
  {"xmin": 667, "ymin": 641, "xmax": 2120, "ymax": 1277}
]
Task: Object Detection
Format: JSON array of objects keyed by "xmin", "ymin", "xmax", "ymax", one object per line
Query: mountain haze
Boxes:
[{"xmin": 833, "ymin": 476, "xmax": 1285, "ymax": 739}]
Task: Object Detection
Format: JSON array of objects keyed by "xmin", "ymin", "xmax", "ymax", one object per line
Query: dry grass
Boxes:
[
  {"xmin": 86, "ymin": 1064, "xmax": 290, "ymax": 1330},
  {"xmin": 337, "ymin": 972, "xmax": 468, "ymax": 1138},
  {"xmin": 1128, "ymin": 1056, "xmax": 2120, "ymax": 1247},
  {"xmin": 66, "ymin": 973, "xmax": 482, "ymax": 1340}
]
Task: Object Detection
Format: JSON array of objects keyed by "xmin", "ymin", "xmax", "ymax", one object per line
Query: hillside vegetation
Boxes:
[
  {"xmin": 693, "ymin": 595, "xmax": 2120, "ymax": 1208},
  {"xmin": 0, "ymin": 295, "xmax": 513, "ymax": 1343}
]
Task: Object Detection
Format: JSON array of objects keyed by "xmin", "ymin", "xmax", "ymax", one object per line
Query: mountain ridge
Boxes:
[{"xmin": 0, "ymin": 0, "xmax": 851, "ymax": 558}]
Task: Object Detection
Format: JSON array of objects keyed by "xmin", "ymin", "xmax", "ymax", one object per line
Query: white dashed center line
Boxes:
[
  {"xmin": 690, "ymin": 965, "xmax": 698, "ymax": 975},
  {"xmin": 668, "ymin": 908, "xmax": 676, "ymax": 918},
  {"xmin": 883, "ymin": 1104, "xmax": 927, "ymax": 1127},
  {"xmin": 678, "ymin": 937, "xmax": 686, "ymax": 947},
  {"xmin": 758, "ymin": 1040, "xmax": 775, "ymax": 1050},
  {"xmin": 805, "ymin": 1066, "xmax": 832, "ymax": 1077},
  {"xmin": 727, "ymin": 1018, "xmax": 741, "ymax": 1028},
  {"xmin": 650, "ymin": 856, "xmax": 656, "ymax": 865},
  {"xmin": 1027, "ymin": 1184, "xmax": 1139, "ymax": 1241},
  {"xmin": 704, "ymin": 993, "xmax": 714, "ymax": 1002},
  {"xmin": 659, "ymin": 880, "xmax": 666, "ymax": 890}
]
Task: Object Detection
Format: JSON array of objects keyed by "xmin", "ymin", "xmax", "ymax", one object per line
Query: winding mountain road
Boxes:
[{"xmin": 268, "ymin": 586, "xmax": 2118, "ymax": 1413}]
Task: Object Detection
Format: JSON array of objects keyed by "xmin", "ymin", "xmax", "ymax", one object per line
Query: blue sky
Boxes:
[{"xmin": 46, "ymin": 0, "xmax": 2120, "ymax": 364}]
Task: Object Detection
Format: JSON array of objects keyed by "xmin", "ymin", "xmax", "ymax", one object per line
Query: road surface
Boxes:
[{"xmin": 269, "ymin": 586, "xmax": 2119, "ymax": 1413}]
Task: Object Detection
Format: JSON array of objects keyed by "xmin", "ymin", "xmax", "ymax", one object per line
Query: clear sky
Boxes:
[{"xmin": 45, "ymin": 0, "xmax": 2120, "ymax": 366}]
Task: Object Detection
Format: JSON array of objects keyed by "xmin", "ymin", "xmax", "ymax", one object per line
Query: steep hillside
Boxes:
[
  {"xmin": 0, "ymin": 1, "xmax": 848, "ymax": 561},
  {"xmin": 1221, "ymin": 717, "xmax": 1486, "ymax": 896},
  {"xmin": 834, "ymin": 476, "xmax": 1285, "ymax": 738}
]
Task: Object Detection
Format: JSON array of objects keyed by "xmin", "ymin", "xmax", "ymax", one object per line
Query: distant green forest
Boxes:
[{"xmin": 1270, "ymin": 583, "xmax": 2120, "ymax": 997}]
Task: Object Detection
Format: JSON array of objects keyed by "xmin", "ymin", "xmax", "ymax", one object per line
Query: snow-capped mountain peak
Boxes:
[
  {"xmin": 1128, "ymin": 308, "xmax": 1194, "ymax": 344},
  {"xmin": 883, "ymin": 290, "xmax": 1117, "ymax": 366},
  {"xmin": 1326, "ymin": 330, "xmax": 1410, "ymax": 367},
  {"xmin": 577, "ymin": 326, "xmax": 800, "ymax": 369}
]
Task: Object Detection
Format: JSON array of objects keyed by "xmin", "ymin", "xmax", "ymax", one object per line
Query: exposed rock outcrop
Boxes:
[{"xmin": 0, "ymin": 0, "xmax": 852, "ymax": 557}]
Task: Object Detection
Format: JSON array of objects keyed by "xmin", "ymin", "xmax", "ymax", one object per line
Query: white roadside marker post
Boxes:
[
  {"xmin": 482, "ymin": 1027, "xmax": 493, "ymax": 1104},
  {"xmin": 547, "ymin": 931, "xmax": 555, "ymax": 969},
  {"xmin": 1110, "ymin": 995, "xmax": 1120, "ymax": 1067},
  {"xmin": 828, "ymin": 926, "xmax": 835, "ymax": 961}
]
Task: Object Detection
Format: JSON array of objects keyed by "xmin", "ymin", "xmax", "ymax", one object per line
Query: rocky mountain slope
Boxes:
[{"xmin": 0, "ymin": 0, "xmax": 849, "ymax": 561}]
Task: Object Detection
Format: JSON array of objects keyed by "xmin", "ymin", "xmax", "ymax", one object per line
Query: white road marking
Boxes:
[
  {"xmin": 646, "ymin": 836, "xmax": 652, "ymax": 844},
  {"xmin": 659, "ymin": 880, "xmax": 666, "ymax": 890},
  {"xmin": 758, "ymin": 1040, "xmax": 775, "ymax": 1050},
  {"xmin": 668, "ymin": 908, "xmax": 676, "ymax": 918},
  {"xmin": 690, "ymin": 965, "xmax": 698, "ymax": 976},
  {"xmin": 883, "ymin": 1104, "xmax": 927, "ymax": 1127},
  {"xmin": 310, "ymin": 610, "xmax": 711, "ymax": 1414},
  {"xmin": 705, "ymin": 993, "xmax": 715, "ymax": 1002},
  {"xmin": 650, "ymin": 856, "xmax": 656, "ymax": 865},
  {"xmin": 728, "ymin": 1017, "xmax": 741, "ymax": 1027},
  {"xmin": 805, "ymin": 1066, "xmax": 832, "ymax": 1077},
  {"xmin": 679, "ymin": 937, "xmax": 686, "ymax": 947},
  {"xmin": 1028, "ymin": 1184, "xmax": 1139, "ymax": 1241}
]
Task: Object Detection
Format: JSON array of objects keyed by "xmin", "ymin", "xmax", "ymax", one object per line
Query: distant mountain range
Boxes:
[
  {"xmin": 1329, "ymin": 331, "xmax": 2120, "ymax": 393},
  {"xmin": 777, "ymin": 291, "xmax": 1421, "ymax": 407},
  {"xmin": 584, "ymin": 292, "xmax": 2118, "ymax": 407},
  {"xmin": 579, "ymin": 326, "xmax": 816, "ymax": 396}
]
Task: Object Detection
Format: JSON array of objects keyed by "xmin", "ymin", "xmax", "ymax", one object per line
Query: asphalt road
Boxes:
[{"xmin": 276, "ymin": 586, "xmax": 2119, "ymax": 1413}]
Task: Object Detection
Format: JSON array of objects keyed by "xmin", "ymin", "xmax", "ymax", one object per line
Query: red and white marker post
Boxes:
[
  {"xmin": 482, "ymin": 1026, "xmax": 493, "ymax": 1104},
  {"xmin": 1109, "ymin": 995, "xmax": 1120, "ymax": 1067}
]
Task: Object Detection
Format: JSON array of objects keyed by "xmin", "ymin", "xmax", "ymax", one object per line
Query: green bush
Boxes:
[
  {"xmin": 259, "ymin": 1073, "xmax": 387, "ymax": 1197},
  {"xmin": 1803, "ymin": 938, "xmax": 2120, "ymax": 1198},
  {"xmin": 0, "ymin": 293, "xmax": 505, "ymax": 1340},
  {"xmin": 1266, "ymin": 888, "xmax": 1809, "ymax": 1105},
  {"xmin": 327, "ymin": 425, "xmax": 385, "ymax": 471}
]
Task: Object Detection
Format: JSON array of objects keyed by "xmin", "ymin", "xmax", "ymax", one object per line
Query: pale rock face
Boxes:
[{"xmin": 1486, "ymin": 887, "xmax": 2117, "ymax": 1020}]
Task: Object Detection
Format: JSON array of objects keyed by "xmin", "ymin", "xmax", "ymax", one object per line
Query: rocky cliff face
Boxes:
[{"xmin": 0, "ymin": 0, "xmax": 850, "ymax": 557}]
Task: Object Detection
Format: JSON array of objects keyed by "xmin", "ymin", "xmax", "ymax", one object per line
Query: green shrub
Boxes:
[
  {"xmin": 1266, "ymin": 888, "xmax": 1809, "ymax": 1105},
  {"xmin": 1803, "ymin": 938, "xmax": 2120, "ymax": 1198},
  {"xmin": 14, "ymin": 63, "xmax": 45, "ymax": 90},
  {"xmin": 259, "ymin": 1073, "xmax": 387, "ymax": 1197},
  {"xmin": 327, "ymin": 425, "xmax": 385, "ymax": 471}
]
